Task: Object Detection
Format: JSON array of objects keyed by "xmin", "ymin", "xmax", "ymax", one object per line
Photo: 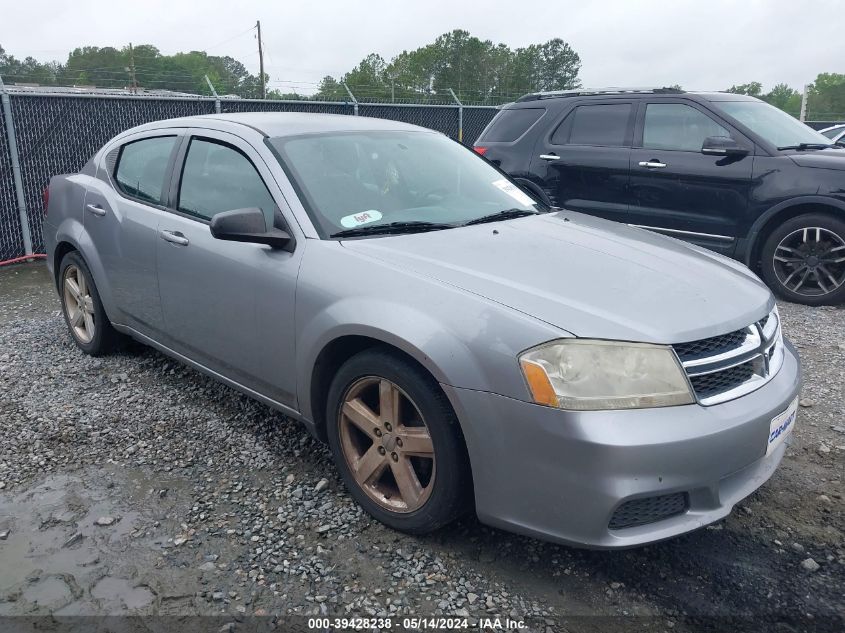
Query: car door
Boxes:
[
  {"xmin": 84, "ymin": 131, "xmax": 182, "ymax": 335},
  {"xmin": 529, "ymin": 100, "xmax": 635, "ymax": 223},
  {"xmin": 156, "ymin": 129, "xmax": 301, "ymax": 408},
  {"xmin": 628, "ymin": 100, "xmax": 754, "ymax": 255}
]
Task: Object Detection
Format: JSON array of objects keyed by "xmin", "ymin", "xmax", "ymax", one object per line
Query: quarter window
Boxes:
[
  {"xmin": 484, "ymin": 108, "xmax": 545, "ymax": 142},
  {"xmin": 643, "ymin": 103, "xmax": 730, "ymax": 151},
  {"xmin": 552, "ymin": 104, "xmax": 632, "ymax": 147},
  {"xmin": 114, "ymin": 136, "xmax": 177, "ymax": 204},
  {"xmin": 178, "ymin": 139, "xmax": 277, "ymax": 222}
]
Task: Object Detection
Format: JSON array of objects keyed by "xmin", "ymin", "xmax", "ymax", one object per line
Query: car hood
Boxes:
[
  {"xmin": 788, "ymin": 148, "xmax": 845, "ymax": 170},
  {"xmin": 340, "ymin": 211, "xmax": 773, "ymax": 343}
]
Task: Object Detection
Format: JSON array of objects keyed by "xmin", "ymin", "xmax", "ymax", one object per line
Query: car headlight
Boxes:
[{"xmin": 519, "ymin": 339, "xmax": 694, "ymax": 410}]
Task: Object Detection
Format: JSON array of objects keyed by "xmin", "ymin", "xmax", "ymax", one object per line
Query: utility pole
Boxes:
[
  {"xmin": 799, "ymin": 83, "xmax": 809, "ymax": 122},
  {"xmin": 256, "ymin": 21, "xmax": 265, "ymax": 99},
  {"xmin": 128, "ymin": 43, "xmax": 138, "ymax": 93}
]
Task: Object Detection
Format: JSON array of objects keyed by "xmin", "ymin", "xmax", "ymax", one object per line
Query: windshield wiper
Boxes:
[
  {"xmin": 776, "ymin": 142, "xmax": 837, "ymax": 151},
  {"xmin": 330, "ymin": 221, "xmax": 454, "ymax": 238},
  {"xmin": 462, "ymin": 208, "xmax": 538, "ymax": 226}
]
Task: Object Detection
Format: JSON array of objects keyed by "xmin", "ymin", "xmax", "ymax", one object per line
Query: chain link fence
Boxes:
[
  {"xmin": 0, "ymin": 91, "xmax": 498, "ymax": 261},
  {"xmin": 0, "ymin": 102, "xmax": 24, "ymax": 261}
]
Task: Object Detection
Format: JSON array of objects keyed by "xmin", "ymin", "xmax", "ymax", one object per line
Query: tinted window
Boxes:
[
  {"xmin": 819, "ymin": 126, "xmax": 844, "ymax": 140},
  {"xmin": 484, "ymin": 108, "xmax": 545, "ymax": 142},
  {"xmin": 114, "ymin": 136, "xmax": 176, "ymax": 204},
  {"xmin": 643, "ymin": 103, "xmax": 730, "ymax": 151},
  {"xmin": 553, "ymin": 104, "xmax": 631, "ymax": 146},
  {"xmin": 178, "ymin": 139, "xmax": 276, "ymax": 222}
]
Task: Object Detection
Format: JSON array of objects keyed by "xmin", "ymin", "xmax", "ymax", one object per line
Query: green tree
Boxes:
[
  {"xmin": 727, "ymin": 81, "xmax": 763, "ymax": 97},
  {"xmin": 2, "ymin": 43, "xmax": 265, "ymax": 97},
  {"xmin": 316, "ymin": 75, "xmax": 348, "ymax": 101},
  {"xmin": 0, "ymin": 44, "xmax": 58, "ymax": 84},
  {"xmin": 764, "ymin": 83, "xmax": 801, "ymax": 117},
  {"xmin": 317, "ymin": 30, "xmax": 581, "ymax": 105},
  {"xmin": 807, "ymin": 73, "xmax": 845, "ymax": 119}
]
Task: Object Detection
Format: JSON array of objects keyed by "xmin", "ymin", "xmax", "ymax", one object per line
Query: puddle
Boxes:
[
  {"xmin": 91, "ymin": 576, "xmax": 154, "ymax": 610},
  {"xmin": 22, "ymin": 576, "xmax": 73, "ymax": 609}
]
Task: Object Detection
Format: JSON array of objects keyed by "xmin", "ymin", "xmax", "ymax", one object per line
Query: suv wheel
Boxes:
[
  {"xmin": 326, "ymin": 349, "xmax": 471, "ymax": 534},
  {"xmin": 59, "ymin": 251, "xmax": 122, "ymax": 355},
  {"xmin": 760, "ymin": 213, "xmax": 845, "ymax": 305}
]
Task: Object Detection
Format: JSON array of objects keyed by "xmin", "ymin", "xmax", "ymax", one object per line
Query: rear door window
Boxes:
[
  {"xmin": 483, "ymin": 108, "xmax": 545, "ymax": 142},
  {"xmin": 114, "ymin": 136, "xmax": 177, "ymax": 204},
  {"xmin": 552, "ymin": 104, "xmax": 632, "ymax": 147},
  {"xmin": 177, "ymin": 138, "xmax": 277, "ymax": 223}
]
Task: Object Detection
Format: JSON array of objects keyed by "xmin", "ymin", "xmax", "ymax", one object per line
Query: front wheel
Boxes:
[
  {"xmin": 760, "ymin": 213, "xmax": 845, "ymax": 305},
  {"xmin": 326, "ymin": 349, "xmax": 471, "ymax": 534}
]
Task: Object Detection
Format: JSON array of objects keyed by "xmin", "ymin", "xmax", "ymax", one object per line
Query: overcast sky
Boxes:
[{"xmin": 3, "ymin": 0, "xmax": 842, "ymax": 95}]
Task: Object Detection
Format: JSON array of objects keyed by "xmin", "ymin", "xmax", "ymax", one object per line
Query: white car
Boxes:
[{"xmin": 819, "ymin": 124, "xmax": 845, "ymax": 144}]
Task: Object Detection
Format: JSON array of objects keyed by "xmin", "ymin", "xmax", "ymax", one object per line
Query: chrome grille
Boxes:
[
  {"xmin": 690, "ymin": 361, "xmax": 755, "ymax": 399},
  {"xmin": 674, "ymin": 307, "xmax": 784, "ymax": 406},
  {"xmin": 609, "ymin": 493, "xmax": 688, "ymax": 530}
]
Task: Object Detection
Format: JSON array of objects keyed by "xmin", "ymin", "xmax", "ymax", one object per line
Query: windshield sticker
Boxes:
[
  {"xmin": 492, "ymin": 179, "xmax": 535, "ymax": 207},
  {"xmin": 340, "ymin": 210, "xmax": 383, "ymax": 228}
]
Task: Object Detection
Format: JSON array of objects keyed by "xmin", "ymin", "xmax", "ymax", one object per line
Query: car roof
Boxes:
[
  {"xmin": 128, "ymin": 112, "xmax": 434, "ymax": 138},
  {"xmin": 508, "ymin": 88, "xmax": 761, "ymax": 107}
]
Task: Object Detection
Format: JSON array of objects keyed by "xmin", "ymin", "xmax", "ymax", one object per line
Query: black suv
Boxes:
[{"xmin": 474, "ymin": 88, "xmax": 845, "ymax": 305}]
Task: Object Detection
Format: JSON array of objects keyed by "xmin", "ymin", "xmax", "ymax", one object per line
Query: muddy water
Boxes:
[{"xmin": 0, "ymin": 466, "xmax": 206, "ymax": 615}]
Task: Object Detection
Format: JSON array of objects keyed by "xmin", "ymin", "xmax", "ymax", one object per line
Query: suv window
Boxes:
[
  {"xmin": 484, "ymin": 108, "xmax": 545, "ymax": 142},
  {"xmin": 178, "ymin": 138, "xmax": 277, "ymax": 222},
  {"xmin": 643, "ymin": 103, "xmax": 730, "ymax": 151},
  {"xmin": 552, "ymin": 104, "xmax": 631, "ymax": 147},
  {"xmin": 114, "ymin": 136, "xmax": 177, "ymax": 204}
]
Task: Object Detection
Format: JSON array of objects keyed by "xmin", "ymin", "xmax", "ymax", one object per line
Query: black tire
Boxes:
[
  {"xmin": 326, "ymin": 348, "xmax": 472, "ymax": 534},
  {"xmin": 58, "ymin": 251, "xmax": 123, "ymax": 355},
  {"xmin": 760, "ymin": 213, "xmax": 845, "ymax": 306}
]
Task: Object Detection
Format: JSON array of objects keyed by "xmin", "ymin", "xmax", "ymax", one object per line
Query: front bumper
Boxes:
[{"xmin": 444, "ymin": 338, "xmax": 802, "ymax": 548}]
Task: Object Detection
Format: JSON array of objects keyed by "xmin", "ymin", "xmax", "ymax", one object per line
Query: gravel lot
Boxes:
[{"xmin": 0, "ymin": 262, "xmax": 843, "ymax": 632}]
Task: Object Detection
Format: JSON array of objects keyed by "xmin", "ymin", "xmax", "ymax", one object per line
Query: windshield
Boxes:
[
  {"xmin": 269, "ymin": 131, "xmax": 541, "ymax": 237},
  {"xmin": 714, "ymin": 100, "xmax": 832, "ymax": 149}
]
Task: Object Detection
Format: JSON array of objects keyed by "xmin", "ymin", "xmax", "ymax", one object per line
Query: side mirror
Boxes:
[
  {"xmin": 210, "ymin": 207, "xmax": 293, "ymax": 250},
  {"xmin": 701, "ymin": 136, "xmax": 749, "ymax": 157}
]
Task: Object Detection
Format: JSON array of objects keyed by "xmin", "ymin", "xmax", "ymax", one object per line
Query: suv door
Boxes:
[
  {"xmin": 156, "ymin": 130, "xmax": 301, "ymax": 408},
  {"xmin": 629, "ymin": 100, "xmax": 754, "ymax": 255},
  {"xmin": 529, "ymin": 100, "xmax": 635, "ymax": 222},
  {"xmin": 85, "ymin": 131, "xmax": 183, "ymax": 335}
]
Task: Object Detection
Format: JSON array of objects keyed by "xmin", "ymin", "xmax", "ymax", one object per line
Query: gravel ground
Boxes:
[{"xmin": 0, "ymin": 262, "xmax": 843, "ymax": 633}]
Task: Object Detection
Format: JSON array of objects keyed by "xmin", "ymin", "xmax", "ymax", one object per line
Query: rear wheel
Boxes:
[
  {"xmin": 58, "ymin": 251, "xmax": 122, "ymax": 355},
  {"xmin": 760, "ymin": 213, "xmax": 845, "ymax": 305},
  {"xmin": 326, "ymin": 349, "xmax": 471, "ymax": 534}
]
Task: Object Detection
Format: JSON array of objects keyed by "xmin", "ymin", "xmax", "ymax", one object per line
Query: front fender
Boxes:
[
  {"xmin": 295, "ymin": 296, "xmax": 488, "ymax": 423},
  {"xmin": 743, "ymin": 195, "xmax": 845, "ymax": 265}
]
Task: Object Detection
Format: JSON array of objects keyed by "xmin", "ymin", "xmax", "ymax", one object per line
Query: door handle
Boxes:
[
  {"xmin": 86, "ymin": 203, "xmax": 106, "ymax": 216},
  {"xmin": 638, "ymin": 160, "xmax": 667, "ymax": 169},
  {"xmin": 539, "ymin": 154, "xmax": 561, "ymax": 161},
  {"xmin": 159, "ymin": 230, "xmax": 189, "ymax": 246}
]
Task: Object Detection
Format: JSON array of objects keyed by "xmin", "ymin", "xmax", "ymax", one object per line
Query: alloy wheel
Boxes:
[
  {"xmin": 773, "ymin": 226, "xmax": 845, "ymax": 297},
  {"xmin": 338, "ymin": 377, "xmax": 436, "ymax": 513},
  {"xmin": 62, "ymin": 264, "xmax": 96, "ymax": 344}
]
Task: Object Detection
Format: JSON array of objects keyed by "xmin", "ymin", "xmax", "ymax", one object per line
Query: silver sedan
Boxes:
[{"xmin": 43, "ymin": 113, "xmax": 801, "ymax": 548}]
